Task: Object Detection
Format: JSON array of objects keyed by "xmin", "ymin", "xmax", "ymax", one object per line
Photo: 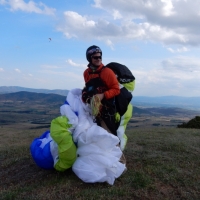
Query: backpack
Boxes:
[
  {"xmin": 105, "ymin": 62, "xmax": 135, "ymax": 116},
  {"xmin": 106, "ymin": 62, "xmax": 135, "ymax": 84}
]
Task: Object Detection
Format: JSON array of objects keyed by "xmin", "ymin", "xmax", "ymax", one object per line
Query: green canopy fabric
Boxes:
[{"xmin": 50, "ymin": 116, "xmax": 77, "ymax": 171}]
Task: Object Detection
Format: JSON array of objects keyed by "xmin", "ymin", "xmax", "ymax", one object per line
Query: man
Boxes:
[
  {"xmin": 82, "ymin": 45, "xmax": 120, "ymax": 135},
  {"xmin": 82, "ymin": 45, "xmax": 131, "ymax": 165}
]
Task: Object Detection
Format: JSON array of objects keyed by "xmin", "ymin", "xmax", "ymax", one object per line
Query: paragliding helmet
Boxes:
[{"xmin": 86, "ymin": 45, "xmax": 102, "ymax": 63}]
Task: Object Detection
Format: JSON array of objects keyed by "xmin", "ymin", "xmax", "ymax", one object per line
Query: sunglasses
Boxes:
[{"xmin": 92, "ymin": 56, "xmax": 102, "ymax": 60}]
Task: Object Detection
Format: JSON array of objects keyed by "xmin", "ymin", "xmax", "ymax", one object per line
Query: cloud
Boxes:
[
  {"xmin": 167, "ymin": 46, "xmax": 189, "ymax": 53},
  {"xmin": 67, "ymin": 59, "xmax": 86, "ymax": 68},
  {"xmin": 57, "ymin": 11, "xmax": 96, "ymax": 39},
  {"xmin": 15, "ymin": 68, "xmax": 21, "ymax": 73},
  {"xmin": 56, "ymin": 11, "xmax": 182, "ymax": 47},
  {"xmin": 128, "ymin": 55, "xmax": 200, "ymax": 96},
  {"xmin": 161, "ymin": 0, "xmax": 175, "ymax": 17},
  {"xmin": 0, "ymin": 68, "xmax": 4, "ymax": 72},
  {"xmin": 58, "ymin": 10, "xmax": 189, "ymax": 46},
  {"xmin": 57, "ymin": 11, "xmax": 140, "ymax": 45},
  {"xmin": 106, "ymin": 39, "xmax": 114, "ymax": 50},
  {"xmin": 161, "ymin": 56, "xmax": 200, "ymax": 73},
  {"xmin": 57, "ymin": 0, "xmax": 200, "ymax": 47},
  {"xmin": 112, "ymin": 9, "xmax": 123, "ymax": 20},
  {"xmin": 0, "ymin": 0, "xmax": 6, "ymax": 5},
  {"xmin": 92, "ymin": 0, "xmax": 102, "ymax": 9},
  {"xmin": 3, "ymin": 0, "xmax": 56, "ymax": 15}
]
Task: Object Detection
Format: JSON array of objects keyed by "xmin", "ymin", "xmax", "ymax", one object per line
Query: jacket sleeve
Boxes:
[
  {"xmin": 101, "ymin": 68, "xmax": 120, "ymax": 99},
  {"xmin": 83, "ymin": 69, "xmax": 87, "ymax": 82}
]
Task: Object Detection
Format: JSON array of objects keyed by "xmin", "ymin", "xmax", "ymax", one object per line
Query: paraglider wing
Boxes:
[{"xmin": 30, "ymin": 130, "xmax": 54, "ymax": 169}]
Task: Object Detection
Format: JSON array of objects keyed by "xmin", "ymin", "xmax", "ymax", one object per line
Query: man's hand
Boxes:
[{"xmin": 95, "ymin": 93, "xmax": 104, "ymax": 101}]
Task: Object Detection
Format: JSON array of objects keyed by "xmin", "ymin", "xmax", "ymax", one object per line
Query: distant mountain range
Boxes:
[
  {"xmin": 0, "ymin": 91, "xmax": 198, "ymax": 117},
  {"xmin": 132, "ymin": 96, "xmax": 200, "ymax": 110},
  {"xmin": 0, "ymin": 91, "xmax": 66, "ymax": 104},
  {"xmin": 0, "ymin": 86, "xmax": 69, "ymax": 96},
  {"xmin": 0, "ymin": 86, "xmax": 200, "ymax": 110}
]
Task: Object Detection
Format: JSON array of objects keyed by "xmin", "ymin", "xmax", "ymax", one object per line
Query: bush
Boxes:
[{"xmin": 177, "ymin": 116, "xmax": 200, "ymax": 129}]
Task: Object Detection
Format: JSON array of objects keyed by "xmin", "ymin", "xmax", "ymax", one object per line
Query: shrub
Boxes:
[{"xmin": 177, "ymin": 116, "xmax": 200, "ymax": 129}]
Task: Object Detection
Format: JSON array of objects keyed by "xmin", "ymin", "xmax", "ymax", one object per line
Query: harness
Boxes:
[
  {"xmin": 82, "ymin": 66, "xmax": 107, "ymax": 103},
  {"xmin": 82, "ymin": 67, "xmax": 119, "ymax": 135}
]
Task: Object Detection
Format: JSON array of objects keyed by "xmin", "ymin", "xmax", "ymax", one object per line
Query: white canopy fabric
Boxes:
[{"xmin": 60, "ymin": 88, "xmax": 126, "ymax": 185}]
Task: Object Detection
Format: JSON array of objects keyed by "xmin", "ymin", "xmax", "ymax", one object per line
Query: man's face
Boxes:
[{"xmin": 91, "ymin": 52, "xmax": 102, "ymax": 67}]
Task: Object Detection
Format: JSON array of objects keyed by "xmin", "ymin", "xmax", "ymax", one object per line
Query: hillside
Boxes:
[
  {"xmin": 1, "ymin": 86, "xmax": 200, "ymax": 110},
  {"xmin": 0, "ymin": 91, "xmax": 66, "ymax": 104},
  {"xmin": 0, "ymin": 86, "xmax": 69, "ymax": 96},
  {"xmin": 0, "ymin": 91, "xmax": 199, "ymax": 117},
  {"xmin": 0, "ymin": 91, "xmax": 66, "ymax": 126}
]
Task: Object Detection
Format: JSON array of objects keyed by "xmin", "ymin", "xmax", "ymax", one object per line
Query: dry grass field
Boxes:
[
  {"xmin": 0, "ymin": 122, "xmax": 200, "ymax": 200},
  {"xmin": 0, "ymin": 98, "xmax": 200, "ymax": 200}
]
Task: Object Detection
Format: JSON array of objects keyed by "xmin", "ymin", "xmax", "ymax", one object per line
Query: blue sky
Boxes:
[{"xmin": 0, "ymin": 0, "xmax": 200, "ymax": 97}]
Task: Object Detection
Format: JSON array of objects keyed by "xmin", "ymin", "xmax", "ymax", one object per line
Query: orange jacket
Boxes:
[{"xmin": 83, "ymin": 64, "xmax": 120, "ymax": 99}]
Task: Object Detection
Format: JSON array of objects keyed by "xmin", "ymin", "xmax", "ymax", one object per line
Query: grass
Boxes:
[{"xmin": 0, "ymin": 126, "xmax": 200, "ymax": 200}]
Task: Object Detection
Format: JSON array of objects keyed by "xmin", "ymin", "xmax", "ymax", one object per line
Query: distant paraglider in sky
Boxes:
[{"xmin": 49, "ymin": 38, "xmax": 51, "ymax": 42}]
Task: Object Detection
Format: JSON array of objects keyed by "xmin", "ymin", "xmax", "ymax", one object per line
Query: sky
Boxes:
[{"xmin": 0, "ymin": 0, "xmax": 200, "ymax": 97}]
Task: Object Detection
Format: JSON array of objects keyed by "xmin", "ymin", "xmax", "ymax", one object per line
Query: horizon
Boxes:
[
  {"xmin": 1, "ymin": 85, "xmax": 200, "ymax": 98},
  {"xmin": 0, "ymin": 0, "xmax": 200, "ymax": 97}
]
